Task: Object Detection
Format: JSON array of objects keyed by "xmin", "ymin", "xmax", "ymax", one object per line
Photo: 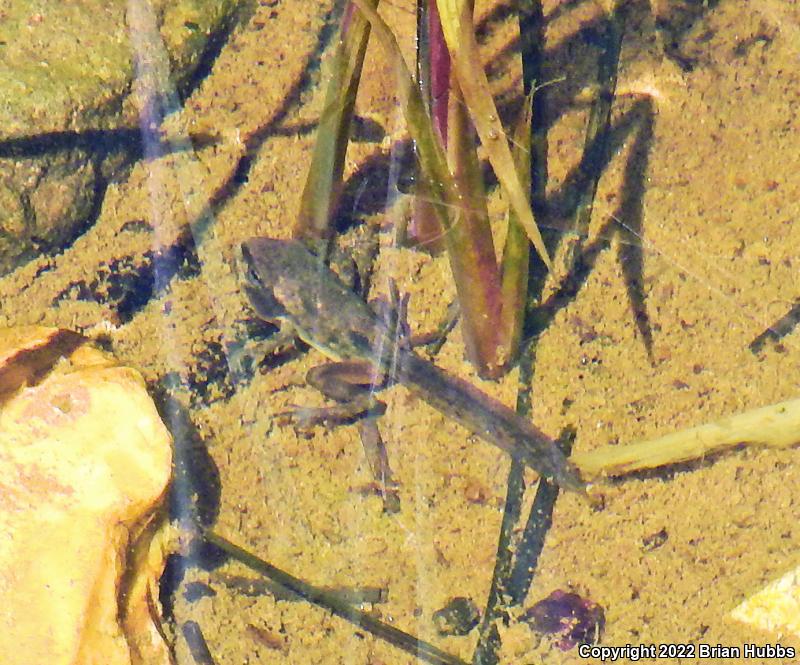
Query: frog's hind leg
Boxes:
[
  {"xmin": 357, "ymin": 417, "xmax": 400, "ymax": 513},
  {"xmin": 277, "ymin": 359, "xmax": 400, "ymax": 512}
]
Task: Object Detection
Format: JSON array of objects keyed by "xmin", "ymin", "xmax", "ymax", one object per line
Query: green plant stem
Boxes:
[
  {"xmin": 295, "ymin": 1, "xmax": 377, "ymax": 239},
  {"xmin": 351, "ymin": 0, "xmax": 509, "ymax": 378},
  {"xmin": 498, "ymin": 93, "xmax": 534, "ymax": 369}
]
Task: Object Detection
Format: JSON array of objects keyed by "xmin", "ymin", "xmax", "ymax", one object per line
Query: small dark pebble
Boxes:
[
  {"xmin": 119, "ymin": 219, "xmax": 152, "ymax": 234},
  {"xmin": 432, "ymin": 597, "xmax": 480, "ymax": 636},
  {"xmin": 523, "ymin": 589, "xmax": 605, "ymax": 651},
  {"xmin": 642, "ymin": 527, "xmax": 669, "ymax": 552},
  {"xmin": 184, "ymin": 581, "xmax": 217, "ymax": 603},
  {"xmin": 246, "ymin": 623, "xmax": 287, "ymax": 652}
]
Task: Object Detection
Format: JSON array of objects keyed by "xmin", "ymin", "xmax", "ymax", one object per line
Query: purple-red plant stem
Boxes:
[
  {"xmin": 409, "ymin": 0, "xmax": 450, "ymax": 251},
  {"xmin": 427, "ymin": 0, "xmax": 450, "ymax": 144}
]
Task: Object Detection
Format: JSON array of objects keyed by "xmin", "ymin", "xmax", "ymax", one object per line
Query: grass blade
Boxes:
[
  {"xmin": 295, "ymin": 1, "xmax": 377, "ymax": 239},
  {"xmin": 435, "ymin": 0, "xmax": 550, "ymax": 269},
  {"xmin": 497, "ymin": 93, "xmax": 534, "ymax": 369}
]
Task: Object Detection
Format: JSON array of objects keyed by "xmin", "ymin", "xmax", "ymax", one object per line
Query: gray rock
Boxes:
[{"xmin": 0, "ymin": 0, "xmax": 239, "ymax": 276}]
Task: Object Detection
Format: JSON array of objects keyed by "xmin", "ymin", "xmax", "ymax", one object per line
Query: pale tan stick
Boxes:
[{"xmin": 572, "ymin": 398, "xmax": 800, "ymax": 478}]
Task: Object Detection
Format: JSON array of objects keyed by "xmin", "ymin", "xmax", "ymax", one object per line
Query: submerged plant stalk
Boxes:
[
  {"xmin": 295, "ymin": 1, "xmax": 378, "ymax": 239},
  {"xmin": 497, "ymin": 93, "xmax": 535, "ymax": 369},
  {"xmin": 350, "ymin": 0, "xmax": 509, "ymax": 377},
  {"xmin": 573, "ymin": 398, "xmax": 800, "ymax": 477},
  {"xmin": 409, "ymin": 0, "xmax": 450, "ymax": 250}
]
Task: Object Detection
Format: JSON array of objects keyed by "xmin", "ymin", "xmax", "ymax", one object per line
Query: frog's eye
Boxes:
[
  {"xmin": 246, "ymin": 265, "xmax": 260, "ymax": 283},
  {"xmin": 244, "ymin": 283, "xmax": 286, "ymax": 321},
  {"xmin": 240, "ymin": 245, "xmax": 262, "ymax": 283},
  {"xmin": 241, "ymin": 260, "xmax": 263, "ymax": 287}
]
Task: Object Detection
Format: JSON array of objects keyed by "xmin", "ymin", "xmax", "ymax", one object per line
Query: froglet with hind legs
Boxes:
[{"xmin": 241, "ymin": 237, "xmax": 589, "ymax": 496}]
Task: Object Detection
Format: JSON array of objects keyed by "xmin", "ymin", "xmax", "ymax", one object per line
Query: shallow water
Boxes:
[{"xmin": 3, "ymin": 0, "xmax": 800, "ymax": 663}]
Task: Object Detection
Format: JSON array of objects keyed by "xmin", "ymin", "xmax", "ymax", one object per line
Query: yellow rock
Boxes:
[{"xmin": 0, "ymin": 326, "xmax": 173, "ymax": 665}]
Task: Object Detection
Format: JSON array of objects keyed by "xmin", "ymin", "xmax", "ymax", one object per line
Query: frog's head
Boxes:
[{"xmin": 240, "ymin": 238, "xmax": 292, "ymax": 324}]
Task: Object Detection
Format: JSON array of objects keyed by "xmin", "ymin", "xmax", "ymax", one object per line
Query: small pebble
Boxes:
[{"xmin": 432, "ymin": 597, "xmax": 480, "ymax": 636}]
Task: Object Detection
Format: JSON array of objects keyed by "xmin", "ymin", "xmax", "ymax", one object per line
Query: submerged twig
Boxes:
[
  {"xmin": 749, "ymin": 300, "xmax": 800, "ymax": 353},
  {"xmin": 203, "ymin": 531, "xmax": 468, "ymax": 665},
  {"xmin": 573, "ymin": 397, "xmax": 800, "ymax": 478},
  {"xmin": 182, "ymin": 620, "xmax": 217, "ymax": 665},
  {"xmin": 471, "ymin": 342, "xmax": 532, "ymax": 665},
  {"xmin": 214, "ymin": 572, "xmax": 387, "ymax": 605}
]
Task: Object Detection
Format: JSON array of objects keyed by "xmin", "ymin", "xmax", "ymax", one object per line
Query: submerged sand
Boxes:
[{"xmin": 1, "ymin": 0, "xmax": 799, "ymax": 663}]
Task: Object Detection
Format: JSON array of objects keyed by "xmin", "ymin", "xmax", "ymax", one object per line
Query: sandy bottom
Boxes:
[{"xmin": 2, "ymin": 0, "xmax": 800, "ymax": 663}]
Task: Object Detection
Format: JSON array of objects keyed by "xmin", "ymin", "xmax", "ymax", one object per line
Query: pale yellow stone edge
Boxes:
[{"xmin": 730, "ymin": 566, "xmax": 800, "ymax": 640}]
